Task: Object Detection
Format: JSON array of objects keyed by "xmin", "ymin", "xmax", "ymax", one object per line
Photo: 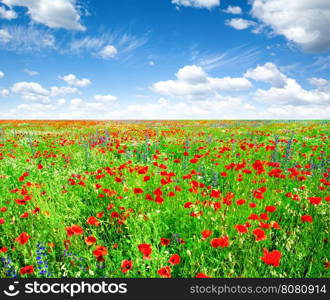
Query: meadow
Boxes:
[{"xmin": 0, "ymin": 120, "xmax": 329, "ymax": 278}]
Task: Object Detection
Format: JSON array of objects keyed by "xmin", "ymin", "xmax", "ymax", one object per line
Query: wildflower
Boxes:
[
  {"xmin": 15, "ymin": 232, "xmax": 31, "ymax": 245},
  {"xmin": 20, "ymin": 265, "xmax": 34, "ymax": 275},
  {"xmin": 121, "ymin": 260, "xmax": 133, "ymax": 273},
  {"xmin": 210, "ymin": 236, "xmax": 229, "ymax": 248},
  {"xmin": 253, "ymin": 228, "xmax": 266, "ymax": 241},
  {"xmin": 158, "ymin": 266, "xmax": 171, "ymax": 278},
  {"xmin": 138, "ymin": 243, "xmax": 152, "ymax": 259},
  {"xmin": 301, "ymin": 215, "xmax": 313, "ymax": 223},
  {"xmin": 261, "ymin": 249, "xmax": 281, "ymax": 267},
  {"xmin": 160, "ymin": 238, "xmax": 171, "ymax": 246},
  {"xmin": 235, "ymin": 224, "xmax": 248, "ymax": 234},
  {"xmin": 168, "ymin": 254, "xmax": 181, "ymax": 265},
  {"xmin": 196, "ymin": 272, "xmax": 210, "ymax": 278},
  {"xmin": 85, "ymin": 236, "xmax": 97, "ymax": 246}
]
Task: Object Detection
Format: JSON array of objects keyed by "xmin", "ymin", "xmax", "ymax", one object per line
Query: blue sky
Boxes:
[{"xmin": 0, "ymin": 0, "xmax": 329, "ymax": 119}]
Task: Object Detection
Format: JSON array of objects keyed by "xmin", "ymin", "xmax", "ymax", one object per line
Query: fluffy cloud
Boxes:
[
  {"xmin": 0, "ymin": 28, "xmax": 12, "ymax": 43},
  {"xmin": 12, "ymin": 81, "xmax": 50, "ymax": 103},
  {"xmin": 50, "ymin": 86, "xmax": 78, "ymax": 97},
  {"xmin": 60, "ymin": 74, "xmax": 91, "ymax": 87},
  {"xmin": 253, "ymin": 77, "xmax": 330, "ymax": 106},
  {"xmin": 1, "ymin": 0, "xmax": 85, "ymax": 31},
  {"xmin": 225, "ymin": 18, "xmax": 256, "ymax": 30},
  {"xmin": 11, "ymin": 81, "xmax": 79, "ymax": 102},
  {"xmin": 244, "ymin": 62, "xmax": 330, "ymax": 107},
  {"xmin": 94, "ymin": 94, "xmax": 118, "ymax": 103},
  {"xmin": 171, "ymin": 0, "xmax": 220, "ymax": 9},
  {"xmin": 69, "ymin": 98, "xmax": 109, "ymax": 113},
  {"xmin": 0, "ymin": 89, "xmax": 9, "ymax": 96},
  {"xmin": 0, "ymin": 5, "xmax": 16, "ymax": 19},
  {"xmin": 57, "ymin": 98, "xmax": 66, "ymax": 105},
  {"xmin": 251, "ymin": 0, "xmax": 330, "ymax": 52},
  {"xmin": 265, "ymin": 104, "xmax": 330, "ymax": 119},
  {"xmin": 152, "ymin": 65, "xmax": 252, "ymax": 100},
  {"xmin": 308, "ymin": 77, "xmax": 330, "ymax": 92},
  {"xmin": 245, "ymin": 62, "xmax": 288, "ymax": 87},
  {"xmin": 223, "ymin": 6, "xmax": 242, "ymax": 15},
  {"xmin": 98, "ymin": 45, "xmax": 118, "ymax": 59},
  {"xmin": 0, "ymin": 71, "xmax": 4, "ymax": 78}
]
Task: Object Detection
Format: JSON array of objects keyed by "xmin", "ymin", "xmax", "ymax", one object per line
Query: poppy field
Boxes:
[{"xmin": 0, "ymin": 120, "xmax": 329, "ymax": 278}]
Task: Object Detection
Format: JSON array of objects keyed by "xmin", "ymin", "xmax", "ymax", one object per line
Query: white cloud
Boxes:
[
  {"xmin": 23, "ymin": 68, "xmax": 39, "ymax": 76},
  {"xmin": 1, "ymin": 0, "xmax": 85, "ymax": 31},
  {"xmin": 0, "ymin": 26, "xmax": 55, "ymax": 52},
  {"xmin": 253, "ymin": 78, "xmax": 330, "ymax": 106},
  {"xmin": 244, "ymin": 62, "xmax": 330, "ymax": 107},
  {"xmin": 57, "ymin": 98, "xmax": 66, "ymax": 105},
  {"xmin": 244, "ymin": 62, "xmax": 288, "ymax": 87},
  {"xmin": 50, "ymin": 86, "xmax": 78, "ymax": 97},
  {"xmin": 98, "ymin": 45, "xmax": 118, "ymax": 59},
  {"xmin": 0, "ymin": 5, "xmax": 16, "ymax": 19},
  {"xmin": 152, "ymin": 65, "xmax": 252, "ymax": 101},
  {"xmin": 264, "ymin": 104, "xmax": 330, "ymax": 119},
  {"xmin": 15, "ymin": 103, "xmax": 56, "ymax": 113},
  {"xmin": 223, "ymin": 6, "xmax": 242, "ymax": 15},
  {"xmin": 94, "ymin": 94, "xmax": 117, "ymax": 103},
  {"xmin": 0, "ymin": 71, "xmax": 4, "ymax": 78},
  {"xmin": 68, "ymin": 32, "xmax": 148, "ymax": 59},
  {"xmin": 11, "ymin": 81, "xmax": 79, "ymax": 102},
  {"xmin": 308, "ymin": 77, "xmax": 330, "ymax": 92},
  {"xmin": 0, "ymin": 28, "xmax": 12, "ymax": 43},
  {"xmin": 60, "ymin": 74, "xmax": 91, "ymax": 87},
  {"xmin": 69, "ymin": 98, "xmax": 108, "ymax": 112},
  {"xmin": 251, "ymin": 0, "xmax": 330, "ymax": 53},
  {"xmin": 176, "ymin": 65, "xmax": 208, "ymax": 83},
  {"xmin": 225, "ymin": 18, "xmax": 256, "ymax": 30},
  {"xmin": 171, "ymin": 0, "xmax": 220, "ymax": 9},
  {"xmin": 0, "ymin": 89, "xmax": 9, "ymax": 96},
  {"xmin": 11, "ymin": 81, "xmax": 50, "ymax": 103}
]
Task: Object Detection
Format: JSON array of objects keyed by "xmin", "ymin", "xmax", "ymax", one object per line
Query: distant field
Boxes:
[{"xmin": 0, "ymin": 120, "xmax": 329, "ymax": 278}]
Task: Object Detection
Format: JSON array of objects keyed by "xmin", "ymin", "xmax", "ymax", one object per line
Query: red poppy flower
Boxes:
[
  {"xmin": 261, "ymin": 249, "xmax": 281, "ymax": 267},
  {"xmin": 301, "ymin": 215, "xmax": 313, "ymax": 223},
  {"xmin": 134, "ymin": 188, "xmax": 144, "ymax": 194},
  {"xmin": 138, "ymin": 243, "xmax": 152, "ymax": 259},
  {"xmin": 158, "ymin": 266, "xmax": 171, "ymax": 278},
  {"xmin": 196, "ymin": 272, "xmax": 210, "ymax": 278},
  {"xmin": 236, "ymin": 199, "xmax": 246, "ymax": 205},
  {"xmin": 253, "ymin": 228, "xmax": 267, "ymax": 241},
  {"xmin": 0, "ymin": 247, "xmax": 8, "ymax": 253},
  {"xmin": 265, "ymin": 206, "xmax": 276, "ymax": 213},
  {"xmin": 235, "ymin": 224, "xmax": 248, "ymax": 234},
  {"xmin": 66, "ymin": 225, "xmax": 84, "ymax": 237},
  {"xmin": 87, "ymin": 216, "xmax": 100, "ymax": 226},
  {"xmin": 15, "ymin": 232, "xmax": 31, "ymax": 245},
  {"xmin": 0, "ymin": 218, "xmax": 4, "ymax": 224},
  {"xmin": 160, "ymin": 238, "xmax": 171, "ymax": 246},
  {"xmin": 20, "ymin": 265, "xmax": 34, "ymax": 275},
  {"xmin": 308, "ymin": 197, "xmax": 322, "ymax": 205},
  {"xmin": 210, "ymin": 236, "xmax": 229, "ymax": 248},
  {"xmin": 260, "ymin": 213, "xmax": 269, "ymax": 220},
  {"xmin": 121, "ymin": 260, "xmax": 133, "ymax": 273},
  {"xmin": 168, "ymin": 254, "xmax": 181, "ymax": 265},
  {"xmin": 201, "ymin": 230, "xmax": 212, "ymax": 240},
  {"xmin": 85, "ymin": 236, "xmax": 97, "ymax": 246},
  {"xmin": 93, "ymin": 245, "xmax": 108, "ymax": 259}
]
